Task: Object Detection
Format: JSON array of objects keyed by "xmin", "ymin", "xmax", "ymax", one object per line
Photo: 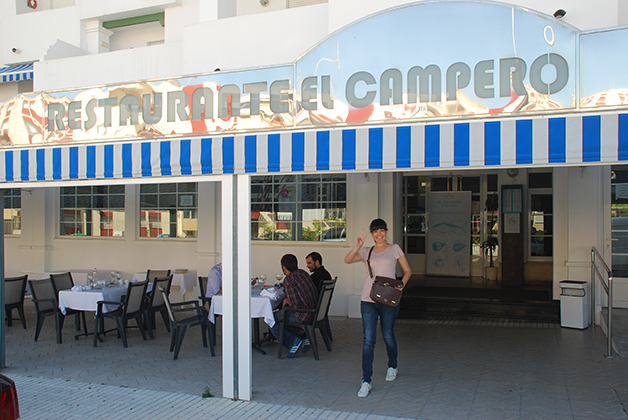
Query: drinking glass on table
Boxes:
[{"xmin": 258, "ymin": 274, "xmax": 266, "ymax": 286}]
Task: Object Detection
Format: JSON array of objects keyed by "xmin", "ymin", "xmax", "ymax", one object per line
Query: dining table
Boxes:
[
  {"xmin": 58, "ymin": 284, "xmax": 128, "ymax": 340},
  {"xmin": 133, "ymin": 270, "xmax": 197, "ymax": 296},
  {"xmin": 208, "ymin": 286, "xmax": 285, "ymax": 354}
]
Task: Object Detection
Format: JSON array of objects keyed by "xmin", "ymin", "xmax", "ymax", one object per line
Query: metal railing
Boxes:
[{"xmin": 590, "ymin": 246, "xmax": 614, "ymax": 358}]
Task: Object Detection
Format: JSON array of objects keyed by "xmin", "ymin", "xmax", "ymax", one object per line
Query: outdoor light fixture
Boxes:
[
  {"xmin": 553, "ymin": 9, "xmax": 566, "ymax": 19},
  {"xmin": 260, "ymin": 0, "xmax": 269, "ymax": 6},
  {"xmin": 11, "ymin": 48, "xmax": 20, "ymax": 54}
]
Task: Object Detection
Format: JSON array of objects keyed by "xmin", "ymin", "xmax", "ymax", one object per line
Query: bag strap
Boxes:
[{"xmin": 366, "ymin": 246, "xmax": 375, "ymax": 279}]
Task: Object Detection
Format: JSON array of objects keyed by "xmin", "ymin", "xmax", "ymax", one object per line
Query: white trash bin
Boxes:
[{"xmin": 559, "ymin": 280, "xmax": 590, "ymax": 329}]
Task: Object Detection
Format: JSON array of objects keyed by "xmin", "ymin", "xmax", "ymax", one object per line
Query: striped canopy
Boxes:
[
  {"xmin": 0, "ymin": 63, "xmax": 34, "ymax": 83},
  {"xmin": 1, "ymin": 112, "xmax": 625, "ymax": 185}
]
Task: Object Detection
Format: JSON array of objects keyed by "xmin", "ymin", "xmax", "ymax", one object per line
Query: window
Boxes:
[
  {"xmin": 402, "ymin": 176, "xmax": 426, "ymax": 254},
  {"xmin": 60, "ymin": 186, "xmax": 125, "ymax": 236},
  {"xmin": 139, "ymin": 183, "xmax": 198, "ymax": 238},
  {"xmin": 4, "ymin": 189, "xmax": 21, "ymax": 235},
  {"xmin": 528, "ymin": 172, "xmax": 553, "ymax": 257},
  {"xmin": 251, "ymin": 174, "xmax": 346, "ymax": 241}
]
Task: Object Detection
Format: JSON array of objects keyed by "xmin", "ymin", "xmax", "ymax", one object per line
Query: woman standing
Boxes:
[{"xmin": 344, "ymin": 218, "xmax": 412, "ymax": 398}]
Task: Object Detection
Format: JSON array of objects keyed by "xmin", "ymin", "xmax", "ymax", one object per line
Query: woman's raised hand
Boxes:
[{"xmin": 355, "ymin": 228, "xmax": 368, "ymax": 249}]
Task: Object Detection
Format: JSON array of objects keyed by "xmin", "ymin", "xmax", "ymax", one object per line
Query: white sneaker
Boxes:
[
  {"xmin": 385, "ymin": 367, "xmax": 398, "ymax": 382},
  {"xmin": 357, "ymin": 381, "xmax": 372, "ymax": 398}
]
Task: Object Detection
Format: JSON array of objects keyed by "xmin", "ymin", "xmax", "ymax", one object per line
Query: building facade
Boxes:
[{"xmin": 1, "ymin": 0, "xmax": 628, "ymax": 399}]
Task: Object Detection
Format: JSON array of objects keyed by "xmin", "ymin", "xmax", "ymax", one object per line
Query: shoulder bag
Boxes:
[{"xmin": 367, "ymin": 246, "xmax": 404, "ymax": 307}]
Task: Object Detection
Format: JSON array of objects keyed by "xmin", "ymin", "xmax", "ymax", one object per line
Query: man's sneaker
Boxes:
[
  {"xmin": 357, "ymin": 381, "xmax": 372, "ymax": 398},
  {"xmin": 385, "ymin": 367, "xmax": 398, "ymax": 382},
  {"xmin": 287, "ymin": 338, "xmax": 303, "ymax": 358},
  {"xmin": 302, "ymin": 338, "xmax": 311, "ymax": 353}
]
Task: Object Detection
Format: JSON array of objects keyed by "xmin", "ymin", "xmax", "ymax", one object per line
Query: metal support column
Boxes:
[{"xmin": 221, "ymin": 175, "xmax": 252, "ymax": 400}]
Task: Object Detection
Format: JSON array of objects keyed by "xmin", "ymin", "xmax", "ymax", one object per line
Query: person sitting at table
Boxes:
[
  {"xmin": 270, "ymin": 254, "xmax": 317, "ymax": 358},
  {"xmin": 305, "ymin": 251, "xmax": 332, "ymax": 294},
  {"xmin": 206, "ymin": 262, "xmax": 222, "ymax": 298}
]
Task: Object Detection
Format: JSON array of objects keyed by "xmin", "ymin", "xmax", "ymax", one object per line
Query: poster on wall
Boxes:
[{"xmin": 426, "ymin": 192, "xmax": 472, "ymax": 277}]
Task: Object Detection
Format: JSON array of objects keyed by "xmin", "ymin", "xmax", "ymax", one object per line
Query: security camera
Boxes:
[
  {"xmin": 11, "ymin": 48, "xmax": 20, "ymax": 54},
  {"xmin": 553, "ymin": 9, "xmax": 566, "ymax": 19}
]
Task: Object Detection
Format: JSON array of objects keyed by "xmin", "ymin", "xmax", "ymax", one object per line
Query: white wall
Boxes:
[{"xmin": 1, "ymin": 6, "xmax": 82, "ymax": 66}]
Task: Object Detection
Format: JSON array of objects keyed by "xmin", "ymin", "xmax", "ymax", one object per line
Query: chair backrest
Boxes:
[
  {"xmin": 315, "ymin": 277, "xmax": 337, "ymax": 323},
  {"xmin": 123, "ymin": 280, "xmax": 148, "ymax": 316},
  {"xmin": 149, "ymin": 275, "xmax": 172, "ymax": 309},
  {"xmin": 5, "ymin": 275, "xmax": 28, "ymax": 305},
  {"xmin": 50, "ymin": 272, "xmax": 74, "ymax": 293},
  {"xmin": 28, "ymin": 278, "xmax": 57, "ymax": 312},
  {"xmin": 146, "ymin": 269, "xmax": 171, "ymax": 283},
  {"xmin": 159, "ymin": 285, "xmax": 177, "ymax": 325},
  {"xmin": 198, "ymin": 276, "xmax": 208, "ymax": 298}
]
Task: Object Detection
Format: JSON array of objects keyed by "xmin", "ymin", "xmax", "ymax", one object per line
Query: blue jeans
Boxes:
[
  {"xmin": 270, "ymin": 308, "xmax": 301, "ymax": 349},
  {"xmin": 361, "ymin": 301, "xmax": 400, "ymax": 384}
]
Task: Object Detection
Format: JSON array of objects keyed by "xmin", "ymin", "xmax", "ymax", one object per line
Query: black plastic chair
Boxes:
[
  {"xmin": 159, "ymin": 285, "xmax": 215, "ymax": 360},
  {"xmin": 29, "ymin": 278, "xmax": 63, "ymax": 343},
  {"xmin": 5, "ymin": 275, "xmax": 28, "ymax": 329},
  {"xmin": 50, "ymin": 272, "xmax": 86, "ymax": 333},
  {"xmin": 93, "ymin": 280, "xmax": 148, "ymax": 348},
  {"xmin": 146, "ymin": 269, "xmax": 171, "ymax": 283},
  {"xmin": 144, "ymin": 275, "xmax": 173, "ymax": 338},
  {"xmin": 324, "ymin": 276, "xmax": 338, "ymax": 341},
  {"xmin": 198, "ymin": 276, "xmax": 211, "ymax": 309},
  {"xmin": 278, "ymin": 278, "xmax": 336, "ymax": 360}
]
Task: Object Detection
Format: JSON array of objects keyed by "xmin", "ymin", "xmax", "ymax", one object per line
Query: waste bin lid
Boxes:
[{"xmin": 559, "ymin": 280, "xmax": 587, "ymax": 288}]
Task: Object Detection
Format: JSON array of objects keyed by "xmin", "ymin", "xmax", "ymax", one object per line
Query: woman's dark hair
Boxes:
[
  {"xmin": 280, "ymin": 254, "xmax": 299, "ymax": 272},
  {"xmin": 369, "ymin": 218, "xmax": 388, "ymax": 232}
]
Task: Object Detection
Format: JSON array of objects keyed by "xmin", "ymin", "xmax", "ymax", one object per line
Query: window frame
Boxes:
[
  {"xmin": 138, "ymin": 182, "xmax": 199, "ymax": 240},
  {"xmin": 3, "ymin": 188, "xmax": 21, "ymax": 236},
  {"xmin": 527, "ymin": 171, "xmax": 553, "ymax": 261},
  {"xmin": 250, "ymin": 174, "xmax": 347, "ymax": 243},
  {"xmin": 58, "ymin": 185, "xmax": 126, "ymax": 238}
]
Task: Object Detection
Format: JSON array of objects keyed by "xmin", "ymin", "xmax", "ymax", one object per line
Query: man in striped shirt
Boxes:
[{"xmin": 270, "ymin": 254, "xmax": 317, "ymax": 358}]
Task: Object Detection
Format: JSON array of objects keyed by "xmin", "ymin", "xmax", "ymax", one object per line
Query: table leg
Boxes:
[{"xmin": 252, "ymin": 318, "xmax": 266, "ymax": 355}]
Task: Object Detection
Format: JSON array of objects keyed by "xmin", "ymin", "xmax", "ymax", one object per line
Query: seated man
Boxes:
[
  {"xmin": 305, "ymin": 251, "xmax": 332, "ymax": 294},
  {"xmin": 270, "ymin": 254, "xmax": 317, "ymax": 358},
  {"xmin": 205, "ymin": 262, "xmax": 222, "ymax": 298}
]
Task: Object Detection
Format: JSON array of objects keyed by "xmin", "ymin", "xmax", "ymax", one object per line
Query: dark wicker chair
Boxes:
[
  {"xmin": 144, "ymin": 275, "xmax": 173, "ymax": 338},
  {"xmin": 159, "ymin": 285, "xmax": 215, "ymax": 360},
  {"xmin": 5, "ymin": 275, "xmax": 28, "ymax": 329},
  {"xmin": 146, "ymin": 269, "xmax": 171, "ymax": 283},
  {"xmin": 29, "ymin": 278, "xmax": 63, "ymax": 343},
  {"xmin": 93, "ymin": 280, "xmax": 148, "ymax": 348},
  {"xmin": 278, "ymin": 277, "xmax": 336, "ymax": 360}
]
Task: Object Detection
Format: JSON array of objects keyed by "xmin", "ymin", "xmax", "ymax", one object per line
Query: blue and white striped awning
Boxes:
[
  {"xmin": 0, "ymin": 63, "xmax": 33, "ymax": 83},
  {"xmin": 1, "ymin": 112, "xmax": 627, "ymax": 184}
]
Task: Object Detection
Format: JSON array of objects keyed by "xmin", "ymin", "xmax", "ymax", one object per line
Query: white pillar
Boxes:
[
  {"xmin": 221, "ymin": 174, "xmax": 252, "ymax": 400},
  {"xmin": 84, "ymin": 20, "xmax": 113, "ymax": 54}
]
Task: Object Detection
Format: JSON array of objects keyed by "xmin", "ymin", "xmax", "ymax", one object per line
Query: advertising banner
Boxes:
[{"xmin": 426, "ymin": 191, "xmax": 471, "ymax": 277}]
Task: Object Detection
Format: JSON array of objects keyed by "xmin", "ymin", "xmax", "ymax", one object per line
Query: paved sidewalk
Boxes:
[{"xmin": 2, "ymin": 305, "xmax": 628, "ymax": 419}]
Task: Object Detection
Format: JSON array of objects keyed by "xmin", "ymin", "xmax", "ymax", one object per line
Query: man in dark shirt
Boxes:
[
  {"xmin": 306, "ymin": 251, "xmax": 332, "ymax": 294},
  {"xmin": 270, "ymin": 254, "xmax": 317, "ymax": 358}
]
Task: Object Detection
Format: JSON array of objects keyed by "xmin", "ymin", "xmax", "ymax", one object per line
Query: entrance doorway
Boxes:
[{"xmin": 401, "ymin": 173, "xmax": 498, "ymax": 277}]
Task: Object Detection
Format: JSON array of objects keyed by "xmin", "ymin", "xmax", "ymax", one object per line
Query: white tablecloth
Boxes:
[
  {"xmin": 133, "ymin": 271, "xmax": 197, "ymax": 295},
  {"xmin": 58, "ymin": 285, "xmax": 127, "ymax": 315},
  {"xmin": 208, "ymin": 287, "xmax": 285, "ymax": 328}
]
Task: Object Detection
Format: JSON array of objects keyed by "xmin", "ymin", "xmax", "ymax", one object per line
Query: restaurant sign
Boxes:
[{"xmin": 0, "ymin": 1, "xmax": 582, "ymax": 147}]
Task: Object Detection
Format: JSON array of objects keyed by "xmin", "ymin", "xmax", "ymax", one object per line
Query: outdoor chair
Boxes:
[
  {"xmin": 5, "ymin": 275, "xmax": 28, "ymax": 329},
  {"xmin": 159, "ymin": 285, "xmax": 215, "ymax": 360},
  {"xmin": 323, "ymin": 276, "xmax": 338, "ymax": 341},
  {"xmin": 198, "ymin": 276, "xmax": 217, "ymax": 343},
  {"xmin": 50, "ymin": 272, "xmax": 86, "ymax": 332},
  {"xmin": 144, "ymin": 275, "xmax": 173, "ymax": 338},
  {"xmin": 278, "ymin": 277, "xmax": 336, "ymax": 360},
  {"xmin": 28, "ymin": 278, "xmax": 63, "ymax": 343},
  {"xmin": 93, "ymin": 280, "xmax": 148, "ymax": 348},
  {"xmin": 146, "ymin": 269, "xmax": 171, "ymax": 283},
  {"xmin": 198, "ymin": 276, "xmax": 211, "ymax": 309}
]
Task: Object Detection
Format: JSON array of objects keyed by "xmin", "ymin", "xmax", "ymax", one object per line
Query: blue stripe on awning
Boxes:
[
  {"xmin": 3, "ymin": 112, "xmax": 628, "ymax": 184},
  {"xmin": 0, "ymin": 63, "xmax": 34, "ymax": 83}
]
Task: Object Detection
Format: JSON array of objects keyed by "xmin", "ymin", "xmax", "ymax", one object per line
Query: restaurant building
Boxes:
[{"xmin": 1, "ymin": 0, "xmax": 628, "ymax": 400}]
